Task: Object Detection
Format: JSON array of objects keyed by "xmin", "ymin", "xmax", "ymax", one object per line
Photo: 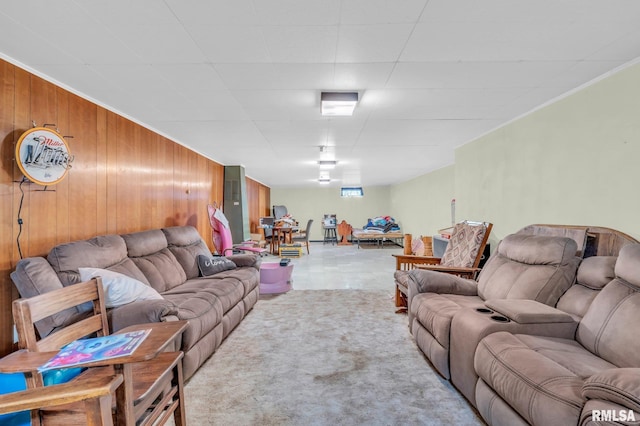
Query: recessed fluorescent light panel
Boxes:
[
  {"xmin": 318, "ymin": 160, "xmax": 337, "ymax": 169},
  {"xmin": 321, "ymin": 92, "xmax": 358, "ymax": 116},
  {"xmin": 318, "ymin": 171, "xmax": 331, "ymax": 184}
]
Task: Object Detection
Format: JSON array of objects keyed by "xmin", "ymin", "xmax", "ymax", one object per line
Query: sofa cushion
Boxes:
[
  {"xmin": 477, "ymin": 234, "xmax": 579, "ymax": 306},
  {"xmin": 197, "ymin": 255, "xmax": 236, "ymax": 277},
  {"xmin": 556, "ymin": 255, "xmax": 617, "ymax": 318},
  {"xmin": 576, "ymin": 256, "xmax": 617, "ymax": 289},
  {"xmin": 576, "ymin": 278, "xmax": 640, "ymax": 368},
  {"xmin": 10, "ymin": 257, "xmax": 77, "ymax": 337},
  {"xmin": 79, "ymin": 267, "xmax": 163, "ymax": 308},
  {"xmin": 163, "ymin": 226, "xmax": 212, "ymax": 280},
  {"xmin": 475, "ymin": 332, "xmax": 615, "ymax": 425},
  {"xmin": 48, "ymin": 234, "xmax": 150, "ymax": 287},
  {"xmin": 123, "ymin": 229, "xmax": 187, "ymax": 293}
]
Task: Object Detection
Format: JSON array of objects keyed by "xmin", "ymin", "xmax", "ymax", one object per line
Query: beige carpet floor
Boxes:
[{"xmin": 182, "ymin": 289, "xmax": 483, "ymax": 425}]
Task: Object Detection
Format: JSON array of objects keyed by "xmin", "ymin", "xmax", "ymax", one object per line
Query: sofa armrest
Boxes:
[
  {"xmin": 109, "ymin": 299, "xmax": 178, "ymax": 332},
  {"xmin": 485, "ymin": 299, "xmax": 576, "ymax": 324},
  {"xmin": 582, "ymin": 368, "xmax": 640, "ymax": 413},
  {"xmin": 408, "ymin": 269, "xmax": 478, "ymax": 296},
  {"xmin": 226, "ymin": 254, "xmax": 261, "ymax": 269}
]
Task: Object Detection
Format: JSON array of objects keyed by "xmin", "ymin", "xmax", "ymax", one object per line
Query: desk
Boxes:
[{"xmin": 0, "ymin": 321, "xmax": 188, "ymax": 425}]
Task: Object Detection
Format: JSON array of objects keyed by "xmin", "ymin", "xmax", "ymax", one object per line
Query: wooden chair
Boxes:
[
  {"xmin": 11, "ymin": 277, "xmax": 186, "ymax": 426},
  {"xmin": 0, "ymin": 372, "xmax": 123, "ymax": 426},
  {"xmin": 393, "ymin": 221, "xmax": 492, "ymax": 312}
]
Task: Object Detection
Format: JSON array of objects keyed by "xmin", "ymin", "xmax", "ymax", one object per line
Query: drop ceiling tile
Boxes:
[
  {"xmin": 188, "ymin": 25, "xmax": 271, "ymax": 63},
  {"xmin": 261, "ymin": 26, "xmax": 338, "ymax": 63},
  {"xmin": 74, "ymin": 0, "xmax": 178, "ymax": 26},
  {"xmin": 386, "ymin": 61, "xmax": 575, "ymax": 89},
  {"xmin": 340, "ymin": 0, "xmax": 428, "ymax": 24},
  {"xmin": 252, "ymin": 0, "xmax": 341, "ymax": 25},
  {"xmin": 153, "ymin": 64, "xmax": 227, "ymax": 92},
  {"xmin": 336, "ymin": 24, "xmax": 414, "ymax": 63},
  {"xmin": 110, "ymin": 24, "xmax": 205, "ymax": 64},
  {"xmin": 165, "ymin": 0, "xmax": 259, "ymax": 25},
  {"xmin": 0, "ymin": 14, "xmax": 82, "ymax": 66},
  {"xmin": 333, "ymin": 63, "xmax": 395, "ymax": 89}
]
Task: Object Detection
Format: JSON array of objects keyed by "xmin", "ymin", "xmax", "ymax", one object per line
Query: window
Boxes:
[{"xmin": 341, "ymin": 187, "xmax": 364, "ymax": 198}]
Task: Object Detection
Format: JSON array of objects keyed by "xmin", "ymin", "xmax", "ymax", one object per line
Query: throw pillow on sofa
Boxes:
[
  {"xmin": 197, "ymin": 255, "xmax": 236, "ymax": 277},
  {"xmin": 78, "ymin": 267, "xmax": 164, "ymax": 308}
]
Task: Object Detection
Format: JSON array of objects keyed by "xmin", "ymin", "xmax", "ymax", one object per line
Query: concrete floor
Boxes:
[{"xmin": 260, "ymin": 240, "xmax": 403, "ymax": 296}]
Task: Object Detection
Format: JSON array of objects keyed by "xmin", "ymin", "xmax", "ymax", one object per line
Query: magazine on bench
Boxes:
[{"xmin": 38, "ymin": 329, "xmax": 152, "ymax": 372}]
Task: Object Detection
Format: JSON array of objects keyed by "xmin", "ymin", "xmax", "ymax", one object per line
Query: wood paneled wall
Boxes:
[{"xmin": 0, "ymin": 58, "xmax": 269, "ymax": 356}]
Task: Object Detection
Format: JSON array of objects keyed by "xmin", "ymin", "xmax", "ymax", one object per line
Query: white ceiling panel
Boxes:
[
  {"xmin": 336, "ymin": 24, "xmax": 414, "ymax": 63},
  {"xmin": 252, "ymin": 0, "xmax": 341, "ymax": 26},
  {"xmin": 340, "ymin": 0, "xmax": 428, "ymax": 25},
  {"xmin": 188, "ymin": 25, "xmax": 271, "ymax": 63},
  {"xmin": 261, "ymin": 26, "xmax": 338, "ymax": 63},
  {"xmin": 1, "ymin": 1, "xmax": 639, "ymax": 187},
  {"xmin": 165, "ymin": 0, "xmax": 259, "ymax": 26}
]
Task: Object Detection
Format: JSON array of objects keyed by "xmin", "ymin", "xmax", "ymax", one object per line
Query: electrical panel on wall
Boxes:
[{"xmin": 223, "ymin": 166, "xmax": 250, "ymax": 244}]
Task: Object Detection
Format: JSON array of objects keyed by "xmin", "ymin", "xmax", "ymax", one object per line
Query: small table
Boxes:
[
  {"xmin": 0, "ymin": 321, "xmax": 188, "ymax": 426},
  {"xmin": 270, "ymin": 226, "xmax": 297, "ymax": 254}
]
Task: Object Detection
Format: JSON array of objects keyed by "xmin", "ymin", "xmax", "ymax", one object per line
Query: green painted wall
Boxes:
[
  {"xmin": 455, "ymin": 62, "xmax": 640, "ymax": 242},
  {"xmin": 271, "ymin": 186, "xmax": 392, "ymax": 241},
  {"xmin": 389, "ymin": 165, "xmax": 455, "ymax": 238}
]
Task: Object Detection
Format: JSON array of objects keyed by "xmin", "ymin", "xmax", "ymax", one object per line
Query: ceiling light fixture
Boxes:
[
  {"xmin": 318, "ymin": 160, "xmax": 337, "ymax": 169},
  {"xmin": 318, "ymin": 171, "xmax": 331, "ymax": 184},
  {"xmin": 321, "ymin": 92, "xmax": 358, "ymax": 116}
]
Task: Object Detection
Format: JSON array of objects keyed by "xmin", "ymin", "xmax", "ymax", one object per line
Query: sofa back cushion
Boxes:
[
  {"xmin": 162, "ymin": 226, "xmax": 212, "ymax": 280},
  {"xmin": 122, "ymin": 229, "xmax": 187, "ymax": 293},
  {"xmin": 556, "ymin": 256, "xmax": 617, "ymax": 318},
  {"xmin": 577, "ymin": 244, "xmax": 640, "ymax": 367},
  {"xmin": 47, "ymin": 234, "xmax": 149, "ymax": 287},
  {"xmin": 440, "ymin": 222, "xmax": 488, "ymax": 268},
  {"xmin": 10, "ymin": 257, "xmax": 77, "ymax": 337},
  {"xmin": 477, "ymin": 234, "xmax": 579, "ymax": 306}
]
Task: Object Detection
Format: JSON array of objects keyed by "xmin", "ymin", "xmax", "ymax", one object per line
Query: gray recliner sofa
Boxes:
[
  {"xmin": 10, "ymin": 225, "xmax": 260, "ymax": 380},
  {"xmin": 474, "ymin": 243, "xmax": 640, "ymax": 425},
  {"xmin": 407, "ymin": 233, "xmax": 581, "ymax": 381}
]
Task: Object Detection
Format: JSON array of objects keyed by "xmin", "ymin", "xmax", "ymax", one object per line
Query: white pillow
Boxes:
[{"xmin": 78, "ymin": 267, "xmax": 163, "ymax": 308}]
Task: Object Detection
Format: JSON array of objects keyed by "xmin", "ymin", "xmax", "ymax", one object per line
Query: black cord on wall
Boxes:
[{"xmin": 16, "ymin": 177, "xmax": 26, "ymax": 259}]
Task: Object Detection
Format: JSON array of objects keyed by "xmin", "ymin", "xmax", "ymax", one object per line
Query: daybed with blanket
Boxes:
[
  {"xmin": 352, "ymin": 215, "xmax": 403, "ymax": 248},
  {"xmin": 10, "ymin": 225, "xmax": 260, "ymax": 380}
]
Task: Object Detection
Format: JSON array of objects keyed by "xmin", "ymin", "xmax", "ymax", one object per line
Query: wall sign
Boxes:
[{"xmin": 15, "ymin": 127, "xmax": 73, "ymax": 186}]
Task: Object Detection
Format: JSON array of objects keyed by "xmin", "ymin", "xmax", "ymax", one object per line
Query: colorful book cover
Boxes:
[{"xmin": 38, "ymin": 329, "xmax": 151, "ymax": 372}]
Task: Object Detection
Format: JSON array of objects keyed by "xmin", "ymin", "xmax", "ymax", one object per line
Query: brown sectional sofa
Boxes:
[
  {"xmin": 407, "ymin": 226, "xmax": 640, "ymax": 425},
  {"xmin": 10, "ymin": 225, "xmax": 260, "ymax": 380}
]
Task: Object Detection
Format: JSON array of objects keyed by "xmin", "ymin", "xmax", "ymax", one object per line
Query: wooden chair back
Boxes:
[{"xmin": 13, "ymin": 278, "xmax": 109, "ymax": 354}]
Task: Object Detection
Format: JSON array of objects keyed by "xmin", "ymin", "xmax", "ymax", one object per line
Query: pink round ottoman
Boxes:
[{"xmin": 259, "ymin": 263, "xmax": 293, "ymax": 294}]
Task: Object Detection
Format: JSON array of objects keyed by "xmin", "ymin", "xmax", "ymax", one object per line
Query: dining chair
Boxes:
[
  {"xmin": 0, "ymin": 371, "xmax": 123, "ymax": 426},
  {"xmin": 292, "ymin": 219, "xmax": 314, "ymax": 254},
  {"xmin": 11, "ymin": 277, "xmax": 186, "ymax": 426}
]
